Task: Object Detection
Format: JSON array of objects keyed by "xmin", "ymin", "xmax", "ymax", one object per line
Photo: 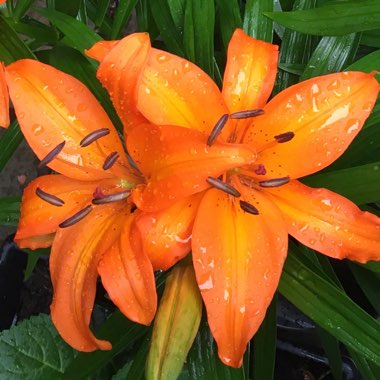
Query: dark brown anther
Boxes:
[
  {"xmin": 103, "ymin": 152, "xmax": 119, "ymax": 170},
  {"xmin": 92, "ymin": 190, "xmax": 131, "ymax": 205},
  {"xmin": 230, "ymin": 109, "xmax": 264, "ymax": 119},
  {"xmin": 207, "ymin": 176, "xmax": 241, "ymax": 197},
  {"xmin": 59, "ymin": 205, "xmax": 93, "ymax": 228},
  {"xmin": 38, "ymin": 141, "xmax": 65, "ymax": 168},
  {"xmin": 259, "ymin": 176, "xmax": 290, "ymax": 188},
  {"xmin": 80, "ymin": 128, "xmax": 110, "ymax": 147},
  {"xmin": 239, "ymin": 200, "xmax": 259, "ymax": 215},
  {"xmin": 207, "ymin": 114, "xmax": 229, "ymax": 146},
  {"xmin": 274, "ymin": 131, "xmax": 295, "ymax": 143},
  {"xmin": 35, "ymin": 187, "xmax": 65, "ymax": 207}
]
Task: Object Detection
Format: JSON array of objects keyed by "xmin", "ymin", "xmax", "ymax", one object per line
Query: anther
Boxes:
[
  {"xmin": 207, "ymin": 114, "xmax": 229, "ymax": 146},
  {"xmin": 92, "ymin": 190, "xmax": 131, "ymax": 205},
  {"xmin": 80, "ymin": 128, "xmax": 110, "ymax": 147},
  {"xmin": 35, "ymin": 187, "xmax": 65, "ymax": 207},
  {"xmin": 239, "ymin": 200, "xmax": 259, "ymax": 215},
  {"xmin": 38, "ymin": 141, "xmax": 65, "ymax": 168},
  {"xmin": 259, "ymin": 176, "xmax": 290, "ymax": 188},
  {"xmin": 103, "ymin": 152, "xmax": 119, "ymax": 170},
  {"xmin": 274, "ymin": 131, "xmax": 295, "ymax": 143},
  {"xmin": 230, "ymin": 109, "xmax": 264, "ymax": 119},
  {"xmin": 207, "ymin": 176, "xmax": 241, "ymax": 197},
  {"xmin": 59, "ymin": 205, "xmax": 93, "ymax": 228}
]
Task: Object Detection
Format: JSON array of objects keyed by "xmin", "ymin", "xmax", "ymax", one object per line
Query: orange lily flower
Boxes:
[
  {"xmin": 89, "ymin": 29, "xmax": 380, "ymax": 367},
  {"xmin": 1, "ymin": 59, "xmax": 161, "ymax": 352}
]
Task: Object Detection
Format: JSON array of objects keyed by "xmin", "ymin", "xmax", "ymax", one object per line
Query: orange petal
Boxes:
[
  {"xmin": 98, "ymin": 213, "xmax": 157, "ymax": 325},
  {"xmin": 96, "ymin": 33, "xmax": 150, "ymax": 133},
  {"xmin": 244, "ymin": 71, "xmax": 380, "ymax": 179},
  {"xmin": 5, "ymin": 59, "xmax": 137, "ymax": 182},
  {"xmin": 0, "ymin": 62, "xmax": 9, "ymax": 128},
  {"xmin": 192, "ymin": 181, "xmax": 288, "ymax": 367},
  {"xmin": 266, "ymin": 180, "xmax": 380, "ymax": 263},
  {"xmin": 136, "ymin": 48, "xmax": 231, "ymax": 135},
  {"xmin": 85, "ymin": 40, "xmax": 119, "ymax": 62},
  {"xmin": 50, "ymin": 202, "xmax": 127, "ymax": 351},
  {"xmin": 135, "ymin": 193, "xmax": 203, "ymax": 270},
  {"xmin": 223, "ymin": 29, "xmax": 278, "ymax": 112},
  {"xmin": 14, "ymin": 175, "xmax": 110, "ymax": 245},
  {"xmin": 16, "ymin": 233, "xmax": 55, "ymax": 250},
  {"xmin": 128, "ymin": 124, "xmax": 257, "ymax": 212}
]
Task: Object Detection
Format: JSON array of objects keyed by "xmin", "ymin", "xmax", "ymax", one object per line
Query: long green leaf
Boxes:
[
  {"xmin": 243, "ymin": 0, "xmax": 273, "ymax": 42},
  {"xmin": 0, "ymin": 121, "xmax": 23, "ymax": 172},
  {"xmin": 215, "ymin": 0, "xmax": 242, "ymax": 52},
  {"xmin": 13, "ymin": 0, "xmax": 36, "ymax": 21},
  {"xmin": 62, "ymin": 312, "xmax": 148, "ymax": 380},
  {"xmin": 111, "ymin": 0, "xmax": 138, "ymax": 39},
  {"xmin": 361, "ymin": 29, "xmax": 380, "ymax": 47},
  {"xmin": 0, "ymin": 196, "xmax": 20, "ymax": 226},
  {"xmin": 35, "ymin": 7, "xmax": 102, "ymax": 53},
  {"xmin": 0, "ymin": 16, "xmax": 35, "ymax": 63},
  {"xmin": 186, "ymin": 318, "xmax": 246, "ymax": 379},
  {"xmin": 274, "ymin": 0, "xmax": 315, "ymax": 94},
  {"xmin": 301, "ymin": 33, "xmax": 360, "ymax": 80},
  {"xmin": 252, "ymin": 296, "xmax": 277, "ymax": 380},
  {"xmin": 150, "ymin": 0, "xmax": 184, "ymax": 56},
  {"xmin": 183, "ymin": 0, "xmax": 215, "ymax": 77},
  {"xmin": 265, "ymin": 0, "xmax": 380, "ymax": 36},
  {"xmin": 280, "ymin": 246, "xmax": 380, "ymax": 366},
  {"xmin": 303, "ymin": 162, "xmax": 380, "ymax": 204}
]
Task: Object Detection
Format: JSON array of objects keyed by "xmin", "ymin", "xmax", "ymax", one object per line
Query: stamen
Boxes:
[
  {"xmin": 230, "ymin": 109, "xmax": 264, "ymax": 119},
  {"xmin": 254, "ymin": 164, "xmax": 267, "ymax": 176},
  {"xmin": 35, "ymin": 187, "xmax": 65, "ymax": 207},
  {"xmin": 259, "ymin": 176, "xmax": 290, "ymax": 188},
  {"xmin": 274, "ymin": 131, "xmax": 295, "ymax": 143},
  {"xmin": 239, "ymin": 200, "xmax": 259, "ymax": 215},
  {"xmin": 103, "ymin": 151, "xmax": 119, "ymax": 170},
  {"xmin": 92, "ymin": 190, "xmax": 131, "ymax": 205},
  {"xmin": 80, "ymin": 128, "xmax": 110, "ymax": 147},
  {"xmin": 38, "ymin": 141, "xmax": 65, "ymax": 168},
  {"xmin": 59, "ymin": 205, "xmax": 93, "ymax": 228},
  {"xmin": 207, "ymin": 114, "xmax": 229, "ymax": 146},
  {"xmin": 207, "ymin": 176, "xmax": 241, "ymax": 197}
]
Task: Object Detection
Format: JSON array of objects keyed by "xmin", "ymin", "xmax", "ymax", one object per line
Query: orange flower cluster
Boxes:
[{"xmin": 1, "ymin": 29, "xmax": 380, "ymax": 367}]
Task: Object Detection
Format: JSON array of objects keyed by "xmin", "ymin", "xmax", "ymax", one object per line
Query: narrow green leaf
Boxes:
[
  {"xmin": 0, "ymin": 121, "xmax": 23, "ymax": 172},
  {"xmin": 301, "ymin": 33, "xmax": 360, "ymax": 80},
  {"xmin": 186, "ymin": 318, "xmax": 246, "ymax": 379},
  {"xmin": 274, "ymin": 0, "xmax": 315, "ymax": 93},
  {"xmin": 46, "ymin": 46, "xmax": 122, "ymax": 132},
  {"xmin": 361, "ymin": 261, "xmax": 380, "ymax": 275},
  {"xmin": 302, "ymin": 162, "xmax": 380, "ymax": 204},
  {"xmin": 361, "ymin": 29, "xmax": 380, "ymax": 47},
  {"xmin": 349, "ymin": 263, "xmax": 380, "ymax": 315},
  {"xmin": 62, "ymin": 312, "xmax": 148, "ymax": 380},
  {"xmin": 243, "ymin": 0, "xmax": 273, "ymax": 42},
  {"xmin": 35, "ymin": 7, "xmax": 102, "ymax": 54},
  {"xmin": 0, "ymin": 196, "xmax": 20, "ymax": 226},
  {"xmin": 150, "ymin": 0, "xmax": 184, "ymax": 56},
  {"xmin": 167, "ymin": 0, "xmax": 185, "ymax": 32},
  {"xmin": 13, "ymin": 0, "xmax": 36, "ymax": 21},
  {"xmin": 346, "ymin": 49, "xmax": 380, "ymax": 73},
  {"xmin": 92, "ymin": 0, "xmax": 110, "ymax": 28},
  {"xmin": 252, "ymin": 296, "xmax": 277, "ymax": 380},
  {"xmin": 0, "ymin": 16, "xmax": 35, "ymax": 63},
  {"xmin": 265, "ymin": 0, "xmax": 380, "ymax": 36},
  {"xmin": 54, "ymin": 0, "xmax": 82, "ymax": 17},
  {"xmin": 123, "ymin": 335, "xmax": 151, "ymax": 380},
  {"xmin": 0, "ymin": 314, "xmax": 76, "ymax": 379},
  {"xmin": 280, "ymin": 247, "xmax": 380, "ymax": 366},
  {"xmin": 111, "ymin": 0, "xmax": 138, "ymax": 39},
  {"xmin": 183, "ymin": 0, "xmax": 215, "ymax": 77},
  {"xmin": 215, "ymin": 0, "xmax": 242, "ymax": 52},
  {"xmin": 349, "ymin": 351, "xmax": 380, "ymax": 380},
  {"xmin": 23, "ymin": 248, "xmax": 50, "ymax": 280}
]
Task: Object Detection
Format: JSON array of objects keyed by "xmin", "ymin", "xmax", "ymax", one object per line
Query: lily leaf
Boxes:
[
  {"xmin": 280, "ymin": 245, "xmax": 380, "ymax": 366},
  {"xmin": 243, "ymin": 0, "xmax": 273, "ymax": 42},
  {"xmin": 265, "ymin": 0, "xmax": 380, "ymax": 36},
  {"xmin": 0, "ymin": 196, "xmax": 20, "ymax": 226},
  {"xmin": 0, "ymin": 121, "xmax": 23, "ymax": 172}
]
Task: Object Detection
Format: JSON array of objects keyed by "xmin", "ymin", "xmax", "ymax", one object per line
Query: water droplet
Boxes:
[
  {"xmin": 77, "ymin": 103, "xmax": 88, "ymax": 112},
  {"xmin": 32, "ymin": 124, "xmax": 44, "ymax": 136}
]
